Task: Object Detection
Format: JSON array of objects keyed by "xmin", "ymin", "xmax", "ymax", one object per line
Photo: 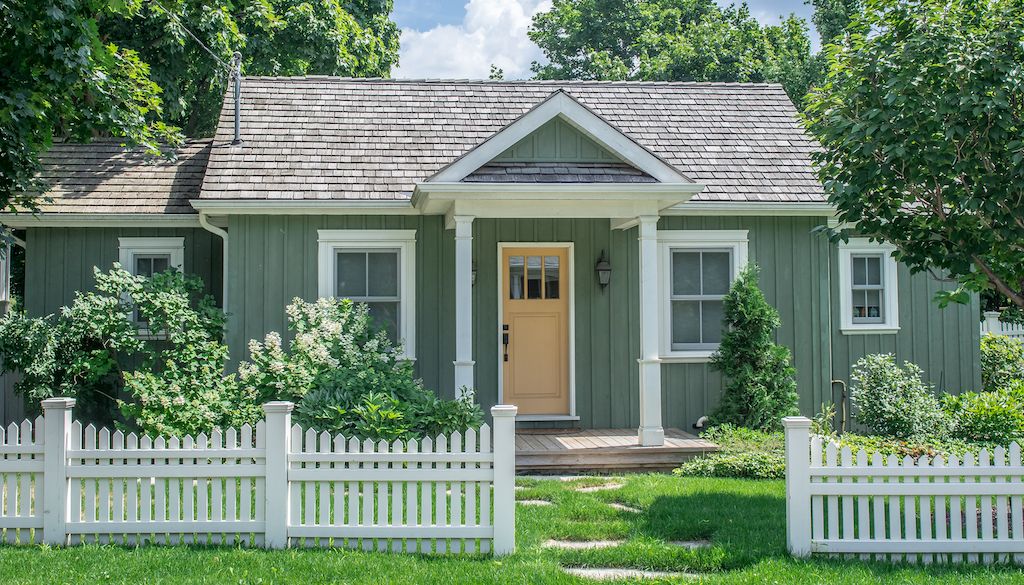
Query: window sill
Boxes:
[
  {"xmin": 841, "ymin": 326, "xmax": 900, "ymax": 336},
  {"xmin": 659, "ymin": 351, "xmax": 716, "ymax": 364}
]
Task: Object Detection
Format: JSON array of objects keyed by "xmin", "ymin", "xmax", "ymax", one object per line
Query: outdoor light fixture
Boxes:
[
  {"xmin": 471, "ymin": 263, "xmax": 478, "ymax": 286},
  {"xmin": 595, "ymin": 250, "xmax": 612, "ymax": 289}
]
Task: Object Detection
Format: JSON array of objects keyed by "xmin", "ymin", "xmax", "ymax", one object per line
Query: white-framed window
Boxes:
[
  {"xmin": 838, "ymin": 238, "xmax": 900, "ymax": 334},
  {"xmin": 118, "ymin": 237, "xmax": 185, "ymax": 330},
  {"xmin": 317, "ymin": 229, "xmax": 416, "ymax": 359},
  {"xmin": 658, "ymin": 230, "xmax": 748, "ymax": 362}
]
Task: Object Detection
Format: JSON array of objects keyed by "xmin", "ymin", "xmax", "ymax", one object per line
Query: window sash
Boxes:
[
  {"xmin": 669, "ymin": 248, "xmax": 732, "ymax": 349},
  {"xmin": 850, "ymin": 253, "xmax": 885, "ymax": 324},
  {"xmin": 333, "ymin": 249, "xmax": 401, "ymax": 302}
]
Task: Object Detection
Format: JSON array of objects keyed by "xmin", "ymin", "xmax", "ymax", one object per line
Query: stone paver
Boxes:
[
  {"xmin": 543, "ymin": 539, "xmax": 624, "ymax": 550},
  {"xmin": 608, "ymin": 502, "xmax": 642, "ymax": 513},
  {"xmin": 562, "ymin": 567, "xmax": 699, "ymax": 581},
  {"xmin": 516, "ymin": 499, "xmax": 553, "ymax": 506},
  {"xmin": 576, "ymin": 483, "xmax": 624, "ymax": 493},
  {"xmin": 669, "ymin": 540, "xmax": 711, "ymax": 550}
]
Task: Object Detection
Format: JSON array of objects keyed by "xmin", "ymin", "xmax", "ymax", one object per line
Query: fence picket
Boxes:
[
  {"xmin": 870, "ymin": 452, "xmax": 885, "ymax": 561},
  {"xmin": 933, "ymin": 455, "xmax": 948, "ymax": 564},
  {"xmin": 855, "ymin": 449, "xmax": 869, "ymax": 560},
  {"xmin": 810, "ymin": 435, "xmax": 823, "ymax": 547},
  {"xmin": 995, "ymin": 446, "xmax": 1009, "ymax": 564},
  {"xmin": 950, "ymin": 454, "xmax": 963, "ymax": 563},
  {"xmin": 1011, "ymin": 444, "xmax": 1023, "ymax": 564},
  {"xmin": 919, "ymin": 454, "xmax": 932, "ymax": 564},
  {"xmin": 0, "ymin": 401, "xmax": 514, "ymax": 555},
  {"xmin": 902, "ymin": 455, "xmax": 917, "ymax": 565},
  {"xmin": 825, "ymin": 442, "xmax": 838, "ymax": 553},
  {"xmin": 981, "ymin": 449, "xmax": 993, "ymax": 564}
]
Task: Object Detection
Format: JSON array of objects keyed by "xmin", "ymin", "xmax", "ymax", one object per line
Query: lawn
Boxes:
[{"xmin": 2, "ymin": 474, "xmax": 1024, "ymax": 583}]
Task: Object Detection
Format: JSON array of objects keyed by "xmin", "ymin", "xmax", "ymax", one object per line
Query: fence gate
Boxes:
[{"xmin": 0, "ymin": 398, "xmax": 517, "ymax": 554}]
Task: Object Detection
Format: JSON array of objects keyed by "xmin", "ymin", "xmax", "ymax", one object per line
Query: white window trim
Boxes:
[
  {"xmin": 118, "ymin": 237, "xmax": 185, "ymax": 274},
  {"xmin": 317, "ymin": 229, "xmax": 417, "ymax": 360},
  {"xmin": 838, "ymin": 238, "xmax": 900, "ymax": 335},
  {"xmin": 658, "ymin": 230, "xmax": 748, "ymax": 362}
]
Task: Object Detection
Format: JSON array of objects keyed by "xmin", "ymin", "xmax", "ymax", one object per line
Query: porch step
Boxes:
[{"xmin": 515, "ymin": 428, "xmax": 716, "ymax": 473}]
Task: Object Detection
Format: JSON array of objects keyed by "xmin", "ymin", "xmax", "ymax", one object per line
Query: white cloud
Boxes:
[{"xmin": 394, "ymin": 0, "xmax": 551, "ymax": 80}]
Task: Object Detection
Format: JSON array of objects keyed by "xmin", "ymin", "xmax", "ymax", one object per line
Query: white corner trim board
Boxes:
[
  {"xmin": 316, "ymin": 229, "xmax": 417, "ymax": 359},
  {"xmin": 837, "ymin": 238, "xmax": 900, "ymax": 335}
]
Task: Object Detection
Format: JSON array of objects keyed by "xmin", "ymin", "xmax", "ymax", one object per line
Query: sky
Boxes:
[{"xmin": 392, "ymin": 0, "xmax": 817, "ymax": 80}]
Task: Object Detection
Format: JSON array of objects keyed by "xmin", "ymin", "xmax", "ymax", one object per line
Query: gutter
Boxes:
[{"xmin": 197, "ymin": 212, "xmax": 229, "ymax": 314}]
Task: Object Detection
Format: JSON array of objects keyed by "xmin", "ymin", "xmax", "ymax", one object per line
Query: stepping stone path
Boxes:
[
  {"xmin": 516, "ymin": 499, "xmax": 553, "ymax": 506},
  {"xmin": 575, "ymin": 483, "xmax": 624, "ymax": 493},
  {"xmin": 669, "ymin": 540, "xmax": 712, "ymax": 550},
  {"xmin": 608, "ymin": 502, "xmax": 641, "ymax": 514},
  {"xmin": 544, "ymin": 539, "xmax": 624, "ymax": 550},
  {"xmin": 562, "ymin": 568, "xmax": 699, "ymax": 581}
]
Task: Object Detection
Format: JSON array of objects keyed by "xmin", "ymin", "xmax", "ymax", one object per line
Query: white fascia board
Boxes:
[
  {"xmin": 189, "ymin": 199, "xmax": 418, "ymax": 215},
  {"xmin": 0, "ymin": 213, "xmax": 201, "ymax": 228},
  {"xmin": 665, "ymin": 201, "xmax": 836, "ymax": 216},
  {"xmin": 429, "ymin": 91, "xmax": 691, "ymax": 184}
]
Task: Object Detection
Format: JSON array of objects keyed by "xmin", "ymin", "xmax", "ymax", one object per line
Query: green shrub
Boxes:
[
  {"xmin": 709, "ymin": 265, "xmax": 799, "ymax": 431},
  {"xmin": 240, "ymin": 297, "xmax": 483, "ymax": 441},
  {"xmin": 675, "ymin": 424, "xmax": 785, "ymax": 480},
  {"xmin": 943, "ymin": 385, "xmax": 1024, "ymax": 444},
  {"xmin": 849, "ymin": 354, "xmax": 950, "ymax": 440},
  {"xmin": 0, "ymin": 266, "xmax": 257, "ymax": 436},
  {"xmin": 981, "ymin": 333, "xmax": 1024, "ymax": 393}
]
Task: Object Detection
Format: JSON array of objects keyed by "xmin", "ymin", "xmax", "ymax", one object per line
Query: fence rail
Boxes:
[
  {"xmin": 0, "ymin": 398, "xmax": 517, "ymax": 554},
  {"xmin": 784, "ymin": 417, "xmax": 1024, "ymax": 564},
  {"xmin": 982, "ymin": 311, "xmax": 1024, "ymax": 341}
]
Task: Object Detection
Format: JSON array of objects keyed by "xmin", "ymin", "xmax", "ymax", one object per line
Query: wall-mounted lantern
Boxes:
[{"xmin": 595, "ymin": 250, "xmax": 612, "ymax": 289}]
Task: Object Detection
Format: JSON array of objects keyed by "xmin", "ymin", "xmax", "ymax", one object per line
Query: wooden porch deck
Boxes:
[{"xmin": 515, "ymin": 428, "xmax": 717, "ymax": 473}]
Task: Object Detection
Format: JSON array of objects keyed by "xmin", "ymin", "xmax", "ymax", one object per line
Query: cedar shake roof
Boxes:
[
  {"xmin": 201, "ymin": 78, "xmax": 823, "ymax": 203},
  {"xmin": 36, "ymin": 140, "xmax": 211, "ymax": 214},
  {"xmin": 463, "ymin": 162, "xmax": 657, "ymax": 184}
]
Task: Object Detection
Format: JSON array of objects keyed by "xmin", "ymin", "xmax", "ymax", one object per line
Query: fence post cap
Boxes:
[
  {"xmin": 490, "ymin": 404, "xmax": 518, "ymax": 418},
  {"xmin": 41, "ymin": 397, "xmax": 76, "ymax": 410},
  {"xmin": 983, "ymin": 311, "xmax": 1002, "ymax": 318},
  {"xmin": 262, "ymin": 401, "xmax": 295, "ymax": 414},
  {"xmin": 781, "ymin": 416, "xmax": 812, "ymax": 429}
]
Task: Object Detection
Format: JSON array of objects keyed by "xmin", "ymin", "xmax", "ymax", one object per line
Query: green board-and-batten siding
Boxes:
[
  {"xmin": 14, "ymin": 216, "xmax": 980, "ymax": 431},
  {"xmin": 494, "ymin": 117, "xmax": 622, "ymax": 163},
  {"xmin": 23, "ymin": 227, "xmax": 224, "ymax": 317}
]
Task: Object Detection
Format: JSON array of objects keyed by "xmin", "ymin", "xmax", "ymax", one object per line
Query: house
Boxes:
[{"xmin": 0, "ymin": 78, "xmax": 980, "ymax": 450}]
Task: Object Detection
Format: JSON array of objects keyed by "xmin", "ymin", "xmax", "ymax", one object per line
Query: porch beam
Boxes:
[
  {"xmin": 637, "ymin": 215, "xmax": 665, "ymax": 446},
  {"xmin": 453, "ymin": 215, "xmax": 475, "ymax": 399}
]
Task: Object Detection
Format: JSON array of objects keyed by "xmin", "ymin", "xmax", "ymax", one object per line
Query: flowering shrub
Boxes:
[
  {"xmin": 981, "ymin": 333, "xmax": 1024, "ymax": 393},
  {"xmin": 850, "ymin": 354, "xmax": 950, "ymax": 440},
  {"xmin": 0, "ymin": 266, "xmax": 258, "ymax": 435},
  {"xmin": 240, "ymin": 297, "xmax": 483, "ymax": 441}
]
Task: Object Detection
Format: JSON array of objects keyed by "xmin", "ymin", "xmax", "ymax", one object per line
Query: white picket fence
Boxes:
[
  {"xmin": 0, "ymin": 398, "xmax": 517, "ymax": 554},
  {"xmin": 784, "ymin": 417, "xmax": 1024, "ymax": 564},
  {"xmin": 982, "ymin": 311, "xmax": 1024, "ymax": 341}
]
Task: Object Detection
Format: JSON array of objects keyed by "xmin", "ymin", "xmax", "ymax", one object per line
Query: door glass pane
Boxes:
[
  {"xmin": 702, "ymin": 252, "xmax": 731, "ymax": 295},
  {"xmin": 367, "ymin": 251, "xmax": 399, "ymax": 297},
  {"xmin": 852, "ymin": 256, "xmax": 867, "ymax": 286},
  {"xmin": 672, "ymin": 252, "xmax": 700, "ymax": 295},
  {"xmin": 526, "ymin": 256, "xmax": 542, "ymax": 299},
  {"xmin": 336, "ymin": 252, "xmax": 367, "ymax": 297},
  {"xmin": 365, "ymin": 301, "xmax": 400, "ymax": 342},
  {"xmin": 866, "ymin": 256, "xmax": 882, "ymax": 286},
  {"xmin": 509, "ymin": 256, "xmax": 524, "ymax": 300},
  {"xmin": 701, "ymin": 300, "xmax": 725, "ymax": 344},
  {"xmin": 671, "ymin": 300, "xmax": 700, "ymax": 345},
  {"xmin": 544, "ymin": 255, "xmax": 560, "ymax": 299}
]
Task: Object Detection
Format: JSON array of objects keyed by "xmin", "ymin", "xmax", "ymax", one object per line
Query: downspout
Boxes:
[{"xmin": 198, "ymin": 213, "xmax": 228, "ymax": 314}]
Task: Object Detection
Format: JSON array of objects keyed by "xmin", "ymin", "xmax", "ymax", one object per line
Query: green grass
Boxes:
[{"xmin": 3, "ymin": 475, "xmax": 1024, "ymax": 583}]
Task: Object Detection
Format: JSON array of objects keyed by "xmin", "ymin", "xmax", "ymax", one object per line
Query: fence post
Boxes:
[
  {"xmin": 491, "ymin": 404, "xmax": 518, "ymax": 556},
  {"xmin": 983, "ymin": 311, "xmax": 1002, "ymax": 335},
  {"xmin": 263, "ymin": 401, "xmax": 294, "ymax": 549},
  {"xmin": 782, "ymin": 416, "xmax": 812, "ymax": 558},
  {"xmin": 41, "ymin": 397, "xmax": 75, "ymax": 546}
]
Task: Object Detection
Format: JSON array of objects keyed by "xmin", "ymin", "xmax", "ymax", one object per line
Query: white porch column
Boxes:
[
  {"xmin": 637, "ymin": 215, "xmax": 665, "ymax": 446},
  {"xmin": 453, "ymin": 215, "xmax": 475, "ymax": 398}
]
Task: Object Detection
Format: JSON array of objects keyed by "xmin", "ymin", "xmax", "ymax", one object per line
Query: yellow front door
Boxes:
[{"xmin": 501, "ymin": 247, "xmax": 570, "ymax": 415}]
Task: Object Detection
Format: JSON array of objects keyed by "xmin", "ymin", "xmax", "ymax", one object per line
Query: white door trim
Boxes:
[{"xmin": 496, "ymin": 242, "xmax": 576, "ymax": 418}]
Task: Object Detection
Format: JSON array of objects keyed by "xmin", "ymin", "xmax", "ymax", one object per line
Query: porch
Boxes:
[{"xmin": 515, "ymin": 428, "xmax": 717, "ymax": 473}]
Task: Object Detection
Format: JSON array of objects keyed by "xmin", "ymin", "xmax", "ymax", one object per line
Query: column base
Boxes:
[
  {"xmin": 638, "ymin": 425, "xmax": 665, "ymax": 447},
  {"xmin": 454, "ymin": 360, "xmax": 475, "ymax": 399}
]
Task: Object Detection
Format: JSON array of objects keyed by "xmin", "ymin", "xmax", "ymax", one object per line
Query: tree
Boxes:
[
  {"xmin": 803, "ymin": 0, "xmax": 1024, "ymax": 309},
  {"xmin": 529, "ymin": 0, "xmax": 816, "ymax": 107},
  {"xmin": 0, "ymin": 0, "xmax": 181, "ymax": 213},
  {"xmin": 710, "ymin": 265, "xmax": 800, "ymax": 430},
  {"xmin": 0, "ymin": 0, "xmax": 400, "ymax": 212}
]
